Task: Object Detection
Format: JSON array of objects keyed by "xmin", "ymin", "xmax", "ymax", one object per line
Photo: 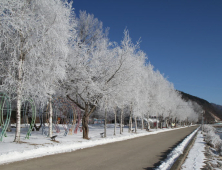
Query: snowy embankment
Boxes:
[
  {"xmin": 0, "ymin": 124, "xmax": 193, "ymax": 165},
  {"xmin": 156, "ymin": 126, "xmax": 200, "ymax": 170},
  {"xmin": 181, "ymin": 131, "xmax": 206, "ymax": 170},
  {"xmin": 202, "ymin": 125, "xmax": 222, "ymax": 155},
  {"xmin": 197, "ymin": 124, "xmax": 222, "ymax": 169}
]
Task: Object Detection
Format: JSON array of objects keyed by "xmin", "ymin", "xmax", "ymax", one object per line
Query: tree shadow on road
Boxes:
[{"xmin": 143, "ymin": 137, "xmax": 187, "ymax": 170}]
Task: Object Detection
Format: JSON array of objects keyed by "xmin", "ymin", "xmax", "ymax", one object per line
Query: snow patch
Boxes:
[
  {"xmin": 181, "ymin": 131, "xmax": 206, "ymax": 170},
  {"xmin": 0, "ymin": 125, "xmax": 189, "ymax": 165},
  {"xmin": 156, "ymin": 127, "xmax": 200, "ymax": 170}
]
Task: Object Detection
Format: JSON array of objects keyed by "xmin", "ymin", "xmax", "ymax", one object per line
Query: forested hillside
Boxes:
[
  {"xmin": 179, "ymin": 91, "xmax": 222, "ymax": 123},
  {"xmin": 211, "ymin": 103, "xmax": 222, "ymax": 111}
]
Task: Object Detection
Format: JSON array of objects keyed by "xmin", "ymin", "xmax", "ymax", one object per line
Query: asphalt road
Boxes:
[{"xmin": 0, "ymin": 126, "xmax": 198, "ymax": 170}]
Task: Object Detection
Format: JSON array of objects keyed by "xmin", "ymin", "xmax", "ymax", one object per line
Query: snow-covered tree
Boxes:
[
  {"xmin": 0, "ymin": 0, "xmax": 74, "ymax": 141},
  {"xmin": 65, "ymin": 11, "xmax": 111, "ymax": 139}
]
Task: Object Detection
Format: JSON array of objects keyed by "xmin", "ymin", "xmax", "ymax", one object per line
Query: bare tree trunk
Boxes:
[
  {"xmin": 146, "ymin": 113, "xmax": 150, "ymax": 131},
  {"xmin": 49, "ymin": 96, "xmax": 53, "ymax": 137},
  {"xmin": 113, "ymin": 107, "xmax": 117, "ymax": 135},
  {"xmin": 130, "ymin": 115, "xmax": 132, "ymax": 132},
  {"xmin": 156, "ymin": 113, "xmax": 158, "ymax": 130},
  {"xmin": 165, "ymin": 117, "xmax": 168, "ymax": 128},
  {"xmin": 82, "ymin": 103, "xmax": 89, "ymax": 139},
  {"xmin": 167, "ymin": 113, "xmax": 171, "ymax": 128},
  {"xmin": 135, "ymin": 116, "xmax": 137, "ymax": 133},
  {"xmin": 128, "ymin": 115, "xmax": 131, "ymax": 133},
  {"xmin": 160, "ymin": 114, "xmax": 163, "ymax": 129},
  {"xmin": 82, "ymin": 114, "xmax": 89, "ymax": 139},
  {"xmin": 73, "ymin": 109, "xmax": 76, "ymax": 125},
  {"xmin": 168, "ymin": 116, "xmax": 172, "ymax": 128},
  {"xmin": 66, "ymin": 96, "xmax": 96, "ymax": 140},
  {"xmin": 104, "ymin": 106, "xmax": 107, "ymax": 138},
  {"xmin": 141, "ymin": 115, "xmax": 144, "ymax": 130},
  {"xmin": 14, "ymin": 58, "xmax": 23, "ymax": 142},
  {"xmin": 174, "ymin": 117, "xmax": 177, "ymax": 127},
  {"xmin": 120, "ymin": 108, "xmax": 123, "ymax": 134},
  {"xmin": 14, "ymin": 96, "xmax": 22, "ymax": 142},
  {"xmin": 171, "ymin": 118, "xmax": 173, "ymax": 128},
  {"xmin": 129, "ymin": 113, "xmax": 132, "ymax": 132},
  {"xmin": 122, "ymin": 114, "xmax": 124, "ymax": 133},
  {"xmin": 129, "ymin": 104, "xmax": 132, "ymax": 133}
]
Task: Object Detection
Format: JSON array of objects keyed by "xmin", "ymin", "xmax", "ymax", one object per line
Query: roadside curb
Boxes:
[{"xmin": 170, "ymin": 129, "xmax": 199, "ymax": 170}]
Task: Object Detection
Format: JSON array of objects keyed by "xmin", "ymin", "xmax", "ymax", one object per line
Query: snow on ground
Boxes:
[
  {"xmin": 181, "ymin": 131, "xmax": 206, "ymax": 170},
  {"xmin": 156, "ymin": 127, "xmax": 200, "ymax": 170},
  {"xmin": 200, "ymin": 125, "xmax": 222, "ymax": 170},
  {"xmin": 0, "ymin": 124, "xmax": 195, "ymax": 166},
  {"xmin": 205, "ymin": 146, "xmax": 222, "ymax": 170}
]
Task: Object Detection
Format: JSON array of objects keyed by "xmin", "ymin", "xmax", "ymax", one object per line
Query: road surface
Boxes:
[{"xmin": 0, "ymin": 126, "xmax": 198, "ymax": 170}]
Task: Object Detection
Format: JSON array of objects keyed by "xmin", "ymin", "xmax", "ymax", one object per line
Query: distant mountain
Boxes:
[
  {"xmin": 211, "ymin": 103, "xmax": 222, "ymax": 110},
  {"xmin": 211, "ymin": 103, "xmax": 222, "ymax": 116},
  {"xmin": 178, "ymin": 91, "xmax": 222, "ymax": 123}
]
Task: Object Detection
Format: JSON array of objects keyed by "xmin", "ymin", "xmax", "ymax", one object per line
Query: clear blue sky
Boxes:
[{"xmin": 72, "ymin": 0, "xmax": 222, "ymax": 105}]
